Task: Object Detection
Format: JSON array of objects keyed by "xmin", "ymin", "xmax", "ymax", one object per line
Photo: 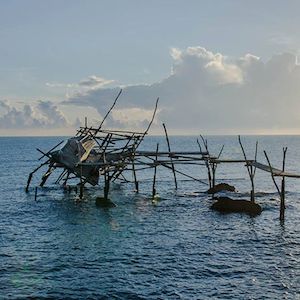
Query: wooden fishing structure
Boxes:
[{"xmin": 25, "ymin": 90, "xmax": 300, "ymax": 221}]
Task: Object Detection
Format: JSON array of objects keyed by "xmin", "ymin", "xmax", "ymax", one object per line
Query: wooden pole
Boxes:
[
  {"xmin": 25, "ymin": 160, "xmax": 49, "ymax": 192},
  {"xmin": 34, "ymin": 187, "xmax": 38, "ymax": 201},
  {"xmin": 264, "ymin": 150, "xmax": 285, "ymax": 221},
  {"xmin": 211, "ymin": 162, "xmax": 216, "ymax": 189},
  {"xmin": 104, "ymin": 171, "xmax": 110, "ymax": 200},
  {"xmin": 280, "ymin": 147, "xmax": 287, "ymax": 221},
  {"xmin": 238, "ymin": 136, "xmax": 255, "ymax": 202},
  {"xmin": 197, "ymin": 138, "xmax": 212, "ymax": 188},
  {"xmin": 163, "ymin": 123, "xmax": 177, "ymax": 189},
  {"xmin": 152, "ymin": 143, "xmax": 159, "ymax": 198},
  {"xmin": 132, "ymin": 154, "xmax": 139, "ymax": 192},
  {"xmin": 40, "ymin": 164, "xmax": 54, "ymax": 187},
  {"xmin": 79, "ymin": 165, "xmax": 84, "ymax": 199}
]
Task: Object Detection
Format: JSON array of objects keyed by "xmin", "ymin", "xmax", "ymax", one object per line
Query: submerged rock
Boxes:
[
  {"xmin": 211, "ymin": 196, "xmax": 262, "ymax": 216},
  {"xmin": 207, "ymin": 183, "xmax": 236, "ymax": 194},
  {"xmin": 95, "ymin": 197, "xmax": 117, "ymax": 208}
]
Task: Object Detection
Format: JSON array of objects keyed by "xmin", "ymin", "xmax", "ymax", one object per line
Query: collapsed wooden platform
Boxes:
[{"xmin": 25, "ymin": 89, "xmax": 300, "ymax": 222}]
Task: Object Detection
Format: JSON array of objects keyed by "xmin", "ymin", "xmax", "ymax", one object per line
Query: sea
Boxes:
[{"xmin": 1, "ymin": 135, "xmax": 300, "ymax": 299}]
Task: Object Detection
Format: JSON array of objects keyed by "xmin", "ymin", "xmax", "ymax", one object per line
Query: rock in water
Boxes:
[
  {"xmin": 211, "ymin": 196, "xmax": 262, "ymax": 216},
  {"xmin": 95, "ymin": 197, "xmax": 117, "ymax": 208},
  {"xmin": 207, "ymin": 183, "xmax": 236, "ymax": 194}
]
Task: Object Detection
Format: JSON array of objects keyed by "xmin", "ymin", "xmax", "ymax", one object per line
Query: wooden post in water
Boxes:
[
  {"xmin": 238, "ymin": 136, "xmax": 257, "ymax": 202},
  {"xmin": 79, "ymin": 165, "xmax": 84, "ymax": 199},
  {"xmin": 34, "ymin": 187, "xmax": 38, "ymax": 201},
  {"xmin": 280, "ymin": 147, "xmax": 287, "ymax": 221},
  {"xmin": 132, "ymin": 142, "xmax": 139, "ymax": 193},
  {"xmin": 264, "ymin": 149, "xmax": 287, "ymax": 221},
  {"xmin": 211, "ymin": 162, "xmax": 216, "ymax": 189},
  {"xmin": 152, "ymin": 143, "xmax": 159, "ymax": 198},
  {"xmin": 104, "ymin": 171, "xmax": 110, "ymax": 200},
  {"xmin": 196, "ymin": 138, "xmax": 212, "ymax": 189},
  {"xmin": 132, "ymin": 160, "xmax": 139, "ymax": 193},
  {"xmin": 163, "ymin": 123, "xmax": 177, "ymax": 189}
]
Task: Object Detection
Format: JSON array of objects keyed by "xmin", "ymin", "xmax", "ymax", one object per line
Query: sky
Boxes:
[{"xmin": 1, "ymin": 0, "xmax": 300, "ymax": 135}]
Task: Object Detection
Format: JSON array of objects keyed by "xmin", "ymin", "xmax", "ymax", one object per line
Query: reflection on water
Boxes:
[{"xmin": 1, "ymin": 136, "xmax": 300, "ymax": 299}]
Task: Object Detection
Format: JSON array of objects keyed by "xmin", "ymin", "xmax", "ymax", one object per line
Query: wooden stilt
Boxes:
[
  {"xmin": 280, "ymin": 147, "xmax": 287, "ymax": 221},
  {"xmin": 132, "ymin": 159, "xmax": 139, "ymax": 192},
  {"xmin": 264, "ymin": 149, "xmax": 287, "ymax": 221},
  {"xmin": 26, "ymin": 173, "xmax": 33, "ymax": 193},
  {"xmin": 198, "ymin": 135, "xmax": 213, "ymax": 188},
  {"xmin": 25, "ymin": 160, "xmax": 49, "ymax": 192},
  {"xmin": 211, "ymin": 162, "xmax": 216, "ymax": 189},
  {"xmin": 104, "ymin": 172, "xmax": 110, "ymax": 200},
  {"xmin": 238, "ymin": 136, "xmax": 256, "ymax": 203},
  {"xmin": 79, "ymin": 165, "xmax": 84, "ymax": 199},
  {"xmin": 40, "ymin": 164, "xmax": 54, "ymax": 187},
  {"xmin": 163, "ymin": 123, "xmax": 177, "ymax": 189},
  {"xmin": 152, "ymin": 143, "xmax": 159, "ymax": 198},
  {"xmin": 34, "ymin": 187, "xmax": 38, "ymax": 201},
  {"xmin": 63, "ymin": 172, "xmax": 70, "ymax": 186}
]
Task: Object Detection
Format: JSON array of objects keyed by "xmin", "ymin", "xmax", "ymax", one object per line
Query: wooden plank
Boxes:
[
  {"xmin": 213, "ymin": 159, "xmax": 253, "ymax": 163},
  {"xmin": 136, "ymin": 151, "xmax": 208, "ymax": 156},
  {"xmin": 249, "ymin": 161, "xmax": 300, "ymax": 178}
]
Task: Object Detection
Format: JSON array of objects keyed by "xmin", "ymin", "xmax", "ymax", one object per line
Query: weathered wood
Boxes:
[
  {"xmin": 104, "ymin": 171, "xmax": 110, "ymax": 200},
  {"xmin": 136, "ymin": 151, "xmax": 208, "ymax": 156},
  {"xmin": 34, "ymin": 187, "xmax": 38, "ymax": 201},
  {"xmin": 238, "ymin": 136, "xmax": 255, "ymax": 202},
  {"xmin": 38, "ymin": 140, "xmax": 64, "ymax": 160},
  {"xmin": 152, "ymin": 143, "xmax": 159, "ymax": 198},
  {"xmin": 249, "ymin": 161, "xmax": 300, "ymax": 178},
  {"xmin": 280, "ymin": 147, "xmax": 287, "ymax": 221},
  {"xmin": 163, "ymin": 123, "xmax": 177, "ymax": 189},
  {"xmin": 94, "ymin": 89, "xmax": 122, "ymax": 135},
  {"xmin": 25, "ymin": 160, "xmax": 50, "ymax": 192},
  {"xmin": 132, "ymin": 145, "xmax": 139, "ymax": 192},
  {"xmin": 197, "ymin": 138, "xmax": 212, "ymax": 188},
  {"xmin": 40, "ymin": 164, "xmax": 55, "ymax": 187}
]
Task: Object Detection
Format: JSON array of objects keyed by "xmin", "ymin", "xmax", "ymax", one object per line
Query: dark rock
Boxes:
[
  {"xmin": 95, "ymin": 197, "xmax": 117, "ymax": 208},
  {"xmin": 211, "ymin": 196, "xmax": 262, "ymax": 216},
  {"xmin": 207, "ymin": 183, "xmax": 236, "ymax": 194}
]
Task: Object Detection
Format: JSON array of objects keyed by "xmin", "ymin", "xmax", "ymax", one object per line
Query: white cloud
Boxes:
[
  {"xmin": 0, "ymin": 100, "xmax": 79, "ymax": 129},
  {"xmin": 46, "ymin": 75, "xmax": 114, "ymax": 91},
  {"xmin": 63, "ymin": 46, "xmax": 300, "ymax": 134},
  {"xmin": 78, "ymin": 75, "xmax": 114, "ymax": 88}
]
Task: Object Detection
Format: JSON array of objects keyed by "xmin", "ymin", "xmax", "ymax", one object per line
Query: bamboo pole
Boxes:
[
  {"xmin": 238, "ymin": 136, "xmax": 256, "ymax": 202},
  {"xmin": 264, "ymin": 150, "xmax": 287, "ymax": 221},
  {"xmin": 163, "ymin": 123, "xmax": 177, "ymax": 189},
  {"xmin": 197, "ymin": 138, "xmax": 212, "ymax": 188},
  {"xmin": 94, "ymin": 89, "xmax": 122, "ymax": 135},
  {"xmin": 103, "ymin": 169, "xmax": 111, "ymax": 200},
  {"xmin": 280, "ymin": 147, "xmax": 287, "ymax": 221},
  {"xmin": 79, "ymin": 165, "xmax": 84, "ymax": 199},
  {"xmin": 40, "ymin": 163, "xmax": 54, "ymax": 187},
  {"xmin": 139, "ymin": 155, "xmax": 208, "ymax": 184},
  {"xmin": 34, "ymin": 187, "xmax": 38, "ymax": 201},
  {"xmin": 132, "ymin": 143, "xmax": 139, "ymax": 192},
  {"xmin": 152, "ymin": 143, "xmax": 159, "ymax": 198},
  {"xmin": 25, "ymin": 160, "xmax": 50, "ymax": 192}
]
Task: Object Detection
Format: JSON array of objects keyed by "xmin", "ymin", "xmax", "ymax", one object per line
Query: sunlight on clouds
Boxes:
[{"xmin": 64, "ymin": 46, "xmax": 300, "ymax": 134}]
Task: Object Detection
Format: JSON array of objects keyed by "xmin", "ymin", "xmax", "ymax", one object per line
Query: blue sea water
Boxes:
[{"xmin": 1, "ymin": 135, "xmax": 300, "ymax": 299}]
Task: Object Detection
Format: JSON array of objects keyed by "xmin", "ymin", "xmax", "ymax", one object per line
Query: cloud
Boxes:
[
  {"xmin": 0, "ymin": 100, "xmax": 78, "ymax": 129},
  {"xmin": 46, "ymin": 75, "xmax": 114, "ymax": 90},
  {"xmin": 63, "ymin": 46, "xmax": 300, "ymax": 133},
  {"xmin": 78, "ymin": 75, "xmax": 114, "ymax": 88}
]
